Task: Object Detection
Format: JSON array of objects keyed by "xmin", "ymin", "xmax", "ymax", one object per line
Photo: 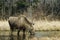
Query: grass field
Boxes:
[
  {"xmin": 33, "ymin": 20, "xmax": 60, "ymax": 31},
  {"xmin": 0, "ymin": 20, "xmax": 60, "ymax": 31},
  {"xmin": 0, "ymin": 20, "xmax": 60, "ymax": 40}
]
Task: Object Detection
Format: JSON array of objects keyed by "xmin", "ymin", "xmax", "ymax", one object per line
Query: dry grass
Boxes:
[
  {"xmin": 33, "ymin": 20, "xmax": 60, "ymax": 31},
  {"xmin": 0, "ymin": 20, "xmax": 60, "ymax": 31},
  {"xmin": 0, "ymin": 21, "xmax": 10, "ymax": 30}
]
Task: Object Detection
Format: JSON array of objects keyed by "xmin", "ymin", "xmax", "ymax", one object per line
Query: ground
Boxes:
[{"xmin": 30, "ymin": 37, "xmax": 60, "ymax": 40}]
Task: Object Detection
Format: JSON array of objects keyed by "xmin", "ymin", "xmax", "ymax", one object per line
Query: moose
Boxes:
[{"xmin": 8, "ymin": 15, "xmax": 35, "ymax": 40}]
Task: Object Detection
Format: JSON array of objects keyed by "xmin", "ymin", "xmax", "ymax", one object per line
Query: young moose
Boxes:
[{"xmin": 8, "ymin": 15, "xmax": 35, "ymax": 40}]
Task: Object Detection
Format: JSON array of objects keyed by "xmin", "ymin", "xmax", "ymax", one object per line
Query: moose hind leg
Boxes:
[
  {"xmin": 23, "ymin": 29, "xmax": 26, "ymax": 40},
  {"xmin": 10, "ymin": 28, "xmax": 14, "ymax": 40},
  {"xmin": 17, "ymin": 29, "xmax": 20, "ymax": 38}
]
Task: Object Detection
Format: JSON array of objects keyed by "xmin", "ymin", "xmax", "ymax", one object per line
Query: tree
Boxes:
[{"xmin": 16, "ymin": 0, "xmax": 29, "ymax": 14}]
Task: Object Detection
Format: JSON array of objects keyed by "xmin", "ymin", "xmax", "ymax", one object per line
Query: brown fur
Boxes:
[{"xmin": 8, "ymin": 15, "xmax": 34, "ymax": 40}]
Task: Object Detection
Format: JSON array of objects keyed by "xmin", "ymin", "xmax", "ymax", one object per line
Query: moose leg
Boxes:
[
  {"xmin": 17, "ymin": 30, "xmax": 20, "ymax": 36},
  {"xmin": 9, "ymin": 27, "xmax": 13, "ymax": 36},
  {"xmin": 25, "ymin": 29, "xmax": 30, "ymax": 40},
  {"xmin": 17, "ymin": 29, "xmax": 20, "ymax": 40},
  {"xmin": 10, "ymin": 28, "xmax": 14, "ymax": 40},
  {"xmin": 23, "ymin": 29, "xmax": 26, "ymax": 40}
]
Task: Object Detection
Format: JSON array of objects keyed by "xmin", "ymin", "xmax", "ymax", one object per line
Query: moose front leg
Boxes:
[{"xmin": 23, "ymin": 29, "xmax": 26, "ymax": 40}]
